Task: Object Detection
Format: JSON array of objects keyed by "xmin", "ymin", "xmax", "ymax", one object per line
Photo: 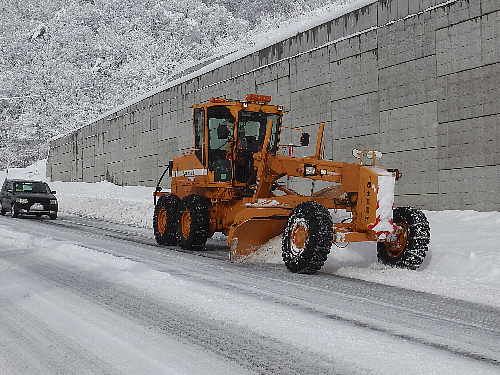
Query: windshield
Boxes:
[
  {"xmin": 237, "ymin": 111, "xmax": 279, "ymax": 154},
  {"xmin": 14, "ymin": 181, "xmax": 51, "ymax": 193},
  {"xmin": 233, "ymin": 111, "xmax": 280, "ymax": 184},
  {"xmin": 203, "ymin": 107, "xmax": 280, "ymax": 184}
]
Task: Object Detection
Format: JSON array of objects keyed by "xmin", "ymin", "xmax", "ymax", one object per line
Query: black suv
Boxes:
[{"xmin": 0, "ymin": 179, "xmax": 58, "ymax": 219}]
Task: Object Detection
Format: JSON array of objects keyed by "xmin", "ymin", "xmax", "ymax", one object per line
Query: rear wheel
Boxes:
[
  {"xmin": 377, "ymin": 206, "xmax": 430, "ymax": 270},
  {"xmin": 282, "ymin": 201, "xmax": 333, "ymax": 274},
  {"xmin": 177, "ymin": 194, "xmax": 209, "ymax": 250},
  {"xmin": 153, "ymin": 194, "xmax": 180, "ymax": 245}
]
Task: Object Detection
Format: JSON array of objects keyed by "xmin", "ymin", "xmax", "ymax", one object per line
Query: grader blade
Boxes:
[{"xmin": 228, "ymin": 217, "xmax": 287, "ymax": 261}]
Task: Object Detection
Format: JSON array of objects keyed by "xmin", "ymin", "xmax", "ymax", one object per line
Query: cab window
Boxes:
[
  {"xmin": 193, "ymin": 108, "xmax": 205, "ymax": 164},
  {"xmin": 234, "ymin": 111, "xmax": 279, "ymax": 183},
  {"xmin": 207, "ymin": 106, "xmax": 235, "ymax": 182}
]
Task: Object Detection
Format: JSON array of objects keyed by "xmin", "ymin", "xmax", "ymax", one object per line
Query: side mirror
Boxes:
[
  {"xmin": 51, "ymin": 191, "xmax": 57, "ymax": 194},
  {"xmin": 300, "ymin": 132, "xmax": 310, "ymax": 147},
  {"xmin": 168, "ymin": 160, "xmax": 173, "ymax": 177},
  {"xmin": 217, "ymin": 125, "xmax": 230, "ymax": 139}
]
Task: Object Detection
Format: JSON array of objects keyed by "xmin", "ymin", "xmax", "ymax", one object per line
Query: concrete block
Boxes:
[
  {"xmin": 436, "ymin": 19, "xmax": 482, "ymax": 77},
  {"xmin": 378, "ymin": 0, "xmax": 399, "ymax": 25},
  {"xmin": 446, "ymin": 0, "xmax": 481, "ymax": 25},
  {"xmin": 331, "ymin": 92, "xmax": 380, "ymax": 140},
  {"xmin": 398, "ymin": 0, "xmax": 412, "ymax": 19},
  {"xmin": 379, "ymin": 55, "xmax": 437, "ymax": 111},
  {"xmin": 482, "ymin": 63, "xmax": 500, "ymax": 117},
  {"xmin": 482, "ymin": 0, "xmax": 500, "ymax": 15},
  {"xmin": 330, "ymin": 50, "xmax": 378, "ymax": 102}
]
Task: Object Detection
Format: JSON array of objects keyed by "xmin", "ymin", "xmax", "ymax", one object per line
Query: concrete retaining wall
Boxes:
[{"xmin": 48, "ymin": 0, "xmax": 500, "ymax": 211}]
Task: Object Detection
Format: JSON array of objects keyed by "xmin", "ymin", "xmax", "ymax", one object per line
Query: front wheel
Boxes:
[
  {"xmin": 153, "ymin": 194, "xmax": 180, "ymax": 245},
  {"xmin": 11, "ymin": 203, "xmax": 19, "ymax": 218},
  {"xmin": 377, "ymin": 206, "xmax": 430, "ymax": 270},
  {"xmin": 177, "ymin": 194, "xmax": 209, "ymax": 250},
  {"xmin": 282, "ymin": 201, "xmax": 333, "ymax": 274}
]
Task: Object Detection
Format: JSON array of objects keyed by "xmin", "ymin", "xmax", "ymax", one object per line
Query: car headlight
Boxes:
[
  {"xmin": 50, "ymin": 199, "xmax": 57, "ymax": 205},
  {"xmin": 16, "ymin": 198, "xmax": 29, "ymax": 204}
]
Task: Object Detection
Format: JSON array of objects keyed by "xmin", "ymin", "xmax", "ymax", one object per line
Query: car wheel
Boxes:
[{"xmin": 11, "ymin": 203, "xmax": 19, "ymax": 218}]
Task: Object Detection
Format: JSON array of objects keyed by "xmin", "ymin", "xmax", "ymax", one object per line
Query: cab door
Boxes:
[
  {"xmin": 193, "ymin": 108, "xmax": 205, "ymax": 165},
  {"xmin": 205, "ymin": 105, "xmax": 235, "ymax": 183}
]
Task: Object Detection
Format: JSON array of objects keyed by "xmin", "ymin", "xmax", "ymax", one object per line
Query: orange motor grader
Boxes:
[{"xmin": 153, "ymin": 94, "xmax": 430, "ymax": 274}]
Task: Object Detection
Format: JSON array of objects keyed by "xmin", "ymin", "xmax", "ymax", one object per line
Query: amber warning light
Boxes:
[
  {"xmin": 209, "ymin": 97, "xmax": 229, "ymax": 103},
  {"xmin": 246, "ymin": 94, "xmax": 271, "ymax": 103}
]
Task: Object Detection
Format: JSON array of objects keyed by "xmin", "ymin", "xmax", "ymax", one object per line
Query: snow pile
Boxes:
[
  {"xmin": 2, "ymin": 160, "xmax": 499, "ymax": 307},
  {"xmin": 49, "ymin": 180, "xmax": 155, "ymax": 228}
]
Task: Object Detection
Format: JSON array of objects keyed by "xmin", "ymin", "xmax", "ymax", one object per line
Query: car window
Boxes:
[{"xmin": 14, "ymin": 182, "xmax": 51, "ymax": 193}]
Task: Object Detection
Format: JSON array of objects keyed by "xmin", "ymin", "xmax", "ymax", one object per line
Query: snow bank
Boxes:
[
  {"xmin": 1, "ymin": 160, "xmax": 154, "ymax": 227},
  {"xmin": 2, "ymin": 160, "xmax": 499, "ymax": 307},
  {"xmin": 49, "ymin": 180, "xmax": 154, "ymax": 228}
]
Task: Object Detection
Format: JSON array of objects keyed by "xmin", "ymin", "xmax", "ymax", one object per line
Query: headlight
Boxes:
[
  {"xmin": 16, "ymin": 198, "xmax": 28, "ymax": 204},
  {"xmin": 303, "ymin": 164, "xmax": 316, "ymax": 176},
  {"xmin": 50, "ymin": 199, "xmax": 57, "ymax": 205}
]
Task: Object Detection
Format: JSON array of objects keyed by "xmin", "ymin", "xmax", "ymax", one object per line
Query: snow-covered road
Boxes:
[{"xmin": 1, "ymin": 213, "xmax": 499, "ymax": 375}]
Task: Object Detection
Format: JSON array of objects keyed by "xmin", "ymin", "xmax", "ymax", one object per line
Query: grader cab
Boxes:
[{"xmin": 153, "ymin": 94, "xmax": 430, "ymax": 274}]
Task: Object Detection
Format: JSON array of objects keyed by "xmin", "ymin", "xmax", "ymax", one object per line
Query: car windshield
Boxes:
[{"xmin": 14, "ymin": 181, "xmax": 51, "ymax": 193}]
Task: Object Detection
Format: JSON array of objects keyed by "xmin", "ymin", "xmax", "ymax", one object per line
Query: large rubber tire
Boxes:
[
  {"xmin": 153, "ymin": 194, "xmax": 181, "ymax": 245},
  {"xmin": 0, "ymin": 206, "xmax": 6, "ymax": 216},
  {"xmin": 11, "ymin": 203, "xmax": 19, "ymax": 218},
  {"xmin": 282, "ymin": 201, "xmax": 333, "ymax": 274},
  {"xmin": 377, "ymin": 206, "xmax": 430, "ymax": 270},
  {"xmin": 177, "ymin": 194, "xmax": 209, "ymax": 250}
]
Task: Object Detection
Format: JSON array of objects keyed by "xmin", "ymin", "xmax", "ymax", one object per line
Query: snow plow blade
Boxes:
[{"xmin": 228, "ymin": 216, "xmax": 288, "ymax": 261}]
